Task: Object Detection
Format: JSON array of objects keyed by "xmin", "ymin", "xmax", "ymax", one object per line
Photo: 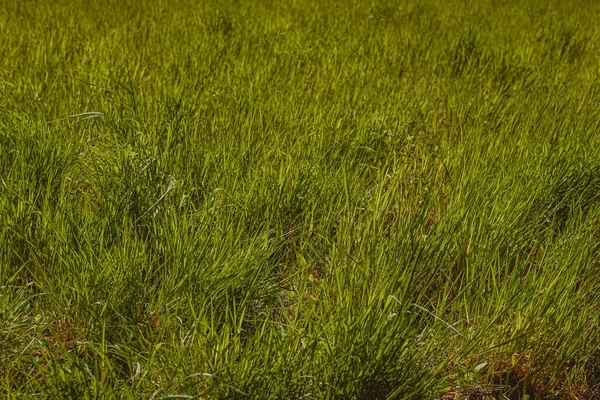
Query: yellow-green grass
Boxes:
[{"xmin": 2, "ymin": 0, "xmax": 600, "ymax": 398}]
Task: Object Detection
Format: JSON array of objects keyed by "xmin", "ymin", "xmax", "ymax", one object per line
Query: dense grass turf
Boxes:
[{"xmin": 2, "ymin": 0, "xmax": 600, "ymax": 398}]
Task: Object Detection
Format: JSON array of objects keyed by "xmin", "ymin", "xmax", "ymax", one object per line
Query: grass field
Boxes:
[{"xmin": 2, "ymin": 0, "xmax": 600, "ymax": 398}]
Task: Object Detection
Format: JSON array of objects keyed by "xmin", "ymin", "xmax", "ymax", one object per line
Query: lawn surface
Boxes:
[{"xmin": 2, "ymin": 0, "xmax": 600, "ymax": 398}]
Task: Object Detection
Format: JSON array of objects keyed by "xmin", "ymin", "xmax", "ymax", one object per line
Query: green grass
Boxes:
[{"xmin": 2, "ymin": 0, "xmax": 600, "ymax": 398}]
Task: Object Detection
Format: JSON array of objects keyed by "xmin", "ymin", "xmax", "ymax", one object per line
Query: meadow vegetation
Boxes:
[{"xmin": 2, "ymin": 0, "xmax": 600, "ymax": 398}]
